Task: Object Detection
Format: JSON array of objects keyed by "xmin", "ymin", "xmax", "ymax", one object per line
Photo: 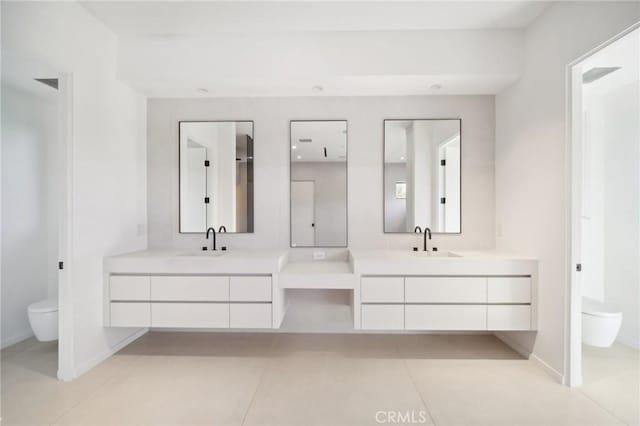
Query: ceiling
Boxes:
[
  {"xmin": 80, "ymin": 1, "xmax": 550, "ymax": 97},
  {"xmin": 82, "ymin": 1, "xmax": 550, "ymax": 36},
  {"xmin": 290, "ymin": 121, "xmax": 347, "ymax": 162}
]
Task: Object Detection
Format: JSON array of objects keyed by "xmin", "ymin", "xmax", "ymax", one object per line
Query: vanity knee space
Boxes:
[
  {"xmin": 106, "ymin": 274, "xmax": 273, "ymax": 329},
  {"xmin": 360, "ymin": 275, "xmax": 534, "ymax": 331}
]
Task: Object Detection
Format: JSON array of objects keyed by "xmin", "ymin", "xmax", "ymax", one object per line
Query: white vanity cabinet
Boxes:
[
  {"xmin": 360, "ymin": 275, "xmax": 534, "ymax": 331},
  {"xmin": 106, "ymin": 274, "xmax": 273, "ymax": 329}
]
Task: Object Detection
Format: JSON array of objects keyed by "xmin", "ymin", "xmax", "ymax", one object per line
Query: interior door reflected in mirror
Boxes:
[
  {"xmin": 290, "ymin": 120, "xmax": 347, "ymax": 247},
  {"xmin": 384, "ymin": 119, "xmax": 461, "ymax": 234},
  {"xmin": 179, "ymin": 121, "xmax": 254, "ymax": 233}
]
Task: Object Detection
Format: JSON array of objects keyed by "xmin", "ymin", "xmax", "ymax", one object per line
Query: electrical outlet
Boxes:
[{"xmin": 313, "ymin": 251, "xmax": 326, "ymax": 260}]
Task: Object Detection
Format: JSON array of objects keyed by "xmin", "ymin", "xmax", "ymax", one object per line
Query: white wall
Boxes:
[
  {"xmin": 495, "ymin": 1, "xmax": 640, "ymax": 377},
  {"xmin": 147, "ymin": 95, "xmax": 495, "ymax": 251},
  {"xmin": 2, "ymin": 2, "xmax": 148, "ymax": 378},
  {"xmin": 1, "ymin": 83, "xmax": 58, "ymax": 348}
]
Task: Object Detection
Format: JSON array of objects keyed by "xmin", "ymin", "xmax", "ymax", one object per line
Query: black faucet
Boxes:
[
  {"xmin": 206, "ymin": 227, "xmax": 216, "ymax": 251},
  {"xmin": 423, "ymin": 227, "xmax": 432, "ymax": 252},
  {"xmin": 218, "ymin": 226, "xmax": 227, "ymax": 233},
  {"xmin": 414, "ymin": 226, "xmax": 422, "ymax": 233}
]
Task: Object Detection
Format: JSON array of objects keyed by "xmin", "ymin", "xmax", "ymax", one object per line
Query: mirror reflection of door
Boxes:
[
  {"xmin": 291, "ymin": 181, "xmax": 315, "ymax": 247},
  {"xmin": 290, "ymin": 120, "xmax": 348, "ymax": 247},
  {"xmin": 439, "ymin": 136, "xmax": 461, "ymax": 232},
  {"xmin": 179, "ymin": 121, "xmax": 254, "ymax": 233},
  {"xmin": 182, "ymin": 140, "xmax": 207, "ymax": 230},
  {"xmin": 384, "ymin": 119, "xmax": 461, "ymax": 234}
]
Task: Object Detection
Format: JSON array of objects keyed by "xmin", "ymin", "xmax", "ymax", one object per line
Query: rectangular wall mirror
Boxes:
[
  {"xmin": 290, "ymin": 120, "xmax": 347, "ymax": 247},
  {"xmin": 179, "ymin": 121, "xmax": 254, "ymax": 233},
  {"xmin": 384, "ymin": 119, "xmax": 461, "ymax": 234}
]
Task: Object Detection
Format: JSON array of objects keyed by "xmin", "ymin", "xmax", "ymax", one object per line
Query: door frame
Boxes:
[
  {"xmin": 57, "ymin": 72, "xmax": 75, "ymax": 381},
  {"xmin": 564, "ymin": 23, "xmax": 639, "ymax": 387}
]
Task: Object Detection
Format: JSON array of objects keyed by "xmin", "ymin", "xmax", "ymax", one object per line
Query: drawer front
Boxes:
[
  {"xmin": 405, "ymin": 277, "xmax": 487, "ymax": 303},
  {"xmin": 487, "ymin": 305, "xmax": 531, "ymax": 330},
  {"xmin": 151, "ymin": 276, "xmax": 229, "ymax": 301},
  {"xmin": 487, "ymin": 277, "xmax": 531, "ymax": 303},
  {"xmin": 110, "ymin": 302, "xmax": 150, "ymax": 327},
  {"xmin": 361, "ymin": 304, "xmax": 404, "ymax": 330},
  {"xmin": 229, "ymin": 276, "xmax": 272, "ymax": 302},
  {"xmin": 110, "ymin": 276, "xmax": 150, "ymax": 301},
  {"xmin": 151, "ymin": 303, "xmax": 229, "ymax": 328},
  {"xmin": 230, "ymin": 303, "xmax": 272, "ymax": 329},
  {"xmin": 361, "ymin": 277, "xmax": 404, "ymax": 303},
  {"xmin": 405, "ymin": 305, "xmax": 487, "ymax": 330}
]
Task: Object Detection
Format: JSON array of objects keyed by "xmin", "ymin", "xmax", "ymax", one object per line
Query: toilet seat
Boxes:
[
  {"xmin": 28, "ymin": 298, "xmax": 58, "ymax": 313},
  {"xmin": 582, "ymin": 297, "xmax": 621, "ymax": 317}
]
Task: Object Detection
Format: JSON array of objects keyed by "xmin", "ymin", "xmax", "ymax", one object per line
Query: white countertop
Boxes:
[
  {"xmin": 104, "ymin": 248, "xmax": 537, "ymax": 277},
  {"xmin": 104, "ymin": 249, "xmax": 288, "ymax": 275},
  {"xmin": 349, "ymin": 249, "xmax": 537, "ymax": 276}
]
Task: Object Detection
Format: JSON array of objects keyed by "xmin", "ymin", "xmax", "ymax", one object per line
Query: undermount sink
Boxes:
[
  {"xmin": 412, "ymin": 250, "xmax": 458, "ymax": 258},
  {"xmin": 178, "ymin": 250, "xmax": 227, "ymax": 258}
]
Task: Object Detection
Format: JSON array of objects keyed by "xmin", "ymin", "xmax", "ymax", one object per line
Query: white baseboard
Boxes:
[
  {"xmin": 494, "ymin": 332, "xmax": 565, "ymax": 384},
  {"xmin": 1, "ymin": 329, "xmax": 34, "ymax": 349},
  {"xmin": 72, "ymin": 328, "xmax": 147, "ymax": 379}
]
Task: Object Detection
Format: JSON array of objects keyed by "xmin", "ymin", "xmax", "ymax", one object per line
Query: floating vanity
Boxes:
[
  {"xmin": 103, "ymin": 250, "xmax": 287, "ymax": 330},
  {"xmin": 351, "ymin": 250, "xmax": 537, "ymax": 332},
  {"xmin": 104, "ymin": 249, "xmax": 536, "ymax": 333}
]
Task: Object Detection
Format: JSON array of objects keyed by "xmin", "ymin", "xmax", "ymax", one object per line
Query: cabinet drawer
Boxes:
[
  {"xmin": 487, "ymin": 305, "xmax": 531, "ymax": 330},
  {"xmin": 110, "ymin": 276, "xmax": 150, "ymax": 301},
  {"xmin": 405, "ymin": 305, "xmax": 487, "ymax": 330},
  {"xmin": 151, "ymin": 303, "xmax": 229, "ymax": 328},
  {"xmin": 361, "ymin": 277, "xmax": 404, "ymax": 303},
  {"xmin": 151, "ymin": 276, "xmax": 229, "ymax": 301},
  {"xmin": 405, "ymin": 277, "xmax": 486, "ymax": 303},
  {"xmin": 361, "ymin": 304, "xmax": 404, "ymax": 330},
  {"xmin": 230, "ymin": 303, "xmax": 272, "ymax": 329},
  {"xmin": 229, "ymin": 276, "xmax": 272, "ymax": 302},
  {"xmin": 110, "ymin": 302, "xmax": 150, "ymax": 327},
  {"xmin": 487, "ymin": 277, "xmax": 531, "ymax": 303}
]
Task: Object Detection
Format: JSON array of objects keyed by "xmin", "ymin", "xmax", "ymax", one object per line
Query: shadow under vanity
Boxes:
[{"xmin": 104, "ymin": 118, "xmax": 537, "ymax": 333}]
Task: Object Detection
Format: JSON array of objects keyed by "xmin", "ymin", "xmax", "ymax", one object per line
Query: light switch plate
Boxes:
[{"xmin": 313, "ymin": 251, "xmax": 326, "ymax": 260}]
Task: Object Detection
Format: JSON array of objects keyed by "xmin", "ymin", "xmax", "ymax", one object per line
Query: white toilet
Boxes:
[
  {"xmin": 582, "ymin": 297, "xmax": 622, "ymax": 347},
  {"xmin": 27, "ymin": 298, "xmax": 59, "ymax": 342}
]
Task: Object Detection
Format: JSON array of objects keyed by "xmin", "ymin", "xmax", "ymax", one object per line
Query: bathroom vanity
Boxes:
[
  {"xmin": 103, "ymin": 117, "xmax": 536, "ymax": 333},
  {"xmin": 103, "ymin": 250, "xmax": 287, "ymax": 330},
  {"xmin": 103, "ymin": 249, "xmax": 537, "ymax": 332}
]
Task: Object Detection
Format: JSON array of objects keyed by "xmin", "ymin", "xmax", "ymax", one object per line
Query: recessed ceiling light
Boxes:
[
  {"xmin": 312, "ymin": 85, "xmax": 323, "ymax": 93},
  {"xmin": 197, "ymin": 88, "xmax": 209, "ymax": 94},
  {"xmin": 297, "ymin": 155, "xmax": 302, "ymax": 160},
  {"xmin": 400, "ymin": 156, "xmax": 405, "ymax": 160},
  {"xmin": 430, "ymin": 83, "xmax": 442, "ymax": 90},
  {"xmin": 292, "ymin": 145, "xmax": 297, "ymax": 150}
]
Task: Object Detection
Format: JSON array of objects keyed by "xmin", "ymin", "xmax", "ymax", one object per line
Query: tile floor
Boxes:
[{"xmin": 1, "ymin": 333, "xmax": 636, "ymax": 426}]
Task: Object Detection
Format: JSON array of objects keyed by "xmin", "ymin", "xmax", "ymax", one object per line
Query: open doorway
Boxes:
[
  {"xmin": 568, "ymin": 25, "xmax": 639, "ymax": 424},
  {"xmin": 1, "ymin": 51, "xmax": 72, "ymax": 380}
]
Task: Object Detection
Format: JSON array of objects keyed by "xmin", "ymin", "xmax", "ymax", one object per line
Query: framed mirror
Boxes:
[
  {"xmin": 290, "ymin": 120, "xmax": 348, "ymax": 247},
  {"xmin": 179, "ymin": 121, "xmax": 254, "ymax": 233},
  {"xmin": 384, "ymin": 119, "xmax": 461, "ymax": 234}
]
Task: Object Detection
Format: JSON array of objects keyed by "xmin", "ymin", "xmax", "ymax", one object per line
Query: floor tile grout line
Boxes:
[
  {"xmin": 402, "ymin": 359, "xmax": 438, "ymax": 426},
  {"xmin": 239, "ymin": 354, "xmax": 273, "ymax": 426},
  {"xmin": 49, "ymin": 354, "xmax": 145, "ymax": 426},
  {"xmin": 575, "ymin": 386, "xmax": 632, "ymax": 426}
]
